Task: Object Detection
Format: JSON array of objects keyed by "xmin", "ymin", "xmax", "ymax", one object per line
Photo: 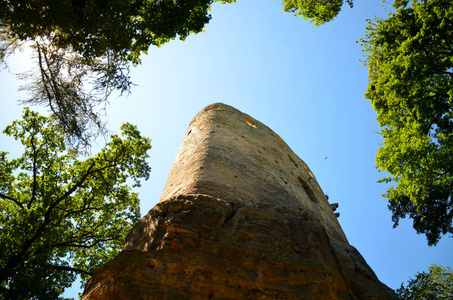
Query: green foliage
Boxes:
[
  {"xmin": 361, "ymin": 0, "xmax": 453, "ymax": 245},
  {"xmin": 0, "ymin": 0, "xmax": 234, "ymax": 147},
  {"xmin": 16, "ymin": 40, "xmax": 134, "ymax": 149},
  {"xmin": 397, "ymin": 264, "xmax": 453, "ymax": 299},
  {"xmin": 0, "ymin": 0, "xmax": 352, "ymax": 147},
  {"xmin": 0, "ymin": 109, "xmax": 151, "ymax": 299},
  {"xmin": 280, "ymin": 0, "xmax": 354, "ymax": 26},
  {"xmin": 0, "ymin": 0, "xmax": 224, "ymax": 64}
]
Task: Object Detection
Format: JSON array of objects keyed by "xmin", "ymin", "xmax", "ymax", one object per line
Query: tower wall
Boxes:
[
  {"xmin": 82, "ymin": 103, "xmax": 396, "ymax": 300},
  {"xmin": 161, "ymin": 103, "xmax": 347, "ymax": 242}
]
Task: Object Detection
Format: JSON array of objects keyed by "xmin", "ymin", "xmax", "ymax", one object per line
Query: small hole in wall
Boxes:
[
  {"xmin": 274, "ymin": 135, "xmax": 287, "ymax": 149},
  {"xmin": 204, "ymin": 106, "xmax": 220, "ymax": 112},
  {"xmin": 302, "ymin": 161, "xmax": 310, "ymax": 172},
  {"xmin": 302, "ymin": 161, "xmax": 315, "ymax": 178},
  {"xmin": 244, "ymin": 116, "xmax": 257, "ymax": 128},
  {"xmin": 187, "ymin": 130, "xmax": 192, "ymax": 136},
  {"xmin": 288, "ymin": 155, "xmax": 298, "ymax": 168},
  {"xmin": 298, "ymin": 176, "xmax": 317, "ymax": 203}
]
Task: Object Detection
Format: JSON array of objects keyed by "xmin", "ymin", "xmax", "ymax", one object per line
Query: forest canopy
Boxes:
[
  {"xmin": 0, "ymin": 109, "xmax": 151, "ymax": 298},
  {"xmin": 361, "ymin": 0, "xmax": 453, "ymax": 245}
]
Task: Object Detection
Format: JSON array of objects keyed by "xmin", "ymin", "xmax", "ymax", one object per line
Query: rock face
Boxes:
[{"xmin": 82, "ymin": 103, "xmax": 396, "ymax": 299}]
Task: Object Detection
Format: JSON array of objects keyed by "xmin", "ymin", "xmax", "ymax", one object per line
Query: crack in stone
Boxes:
[{"xmin": 216, "ymin": 203, "xmax": 238, "ymax": 238}]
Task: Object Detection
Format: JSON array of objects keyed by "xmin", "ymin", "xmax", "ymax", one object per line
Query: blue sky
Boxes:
[{"xmin": 1, "ymin": 0, "xmax": 452, "ymax": 297}]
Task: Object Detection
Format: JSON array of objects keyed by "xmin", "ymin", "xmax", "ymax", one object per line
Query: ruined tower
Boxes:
[{"xmin": 82, "ymin": 103, "xmax": 396, "ymax": 299}]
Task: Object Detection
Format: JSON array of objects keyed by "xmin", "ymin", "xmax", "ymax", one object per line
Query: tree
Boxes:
[
  {"xmin": 281, "ymin": 0, "xmax": 354, "ymax": 26},
  {"xmin": 0, "ymin": 0, "xmax": 235, "ymax": 147},
  {"xmin": 0, "ymin": 108, "xmax": 151, "ymax": 299},
  {"xmin": 361, "ymin": 0, "xmax": 453, "ymax": 245},
  {"xmin": 0, "ymin": 0, "xmax": 228, "ymax": 65},
  {"xmin": 0, "ymin": 0, "xmax": 354, "ymax": 147},
  {"xmin": 397, "ymin": 264, "xmax": 453, "ymax": 299}
]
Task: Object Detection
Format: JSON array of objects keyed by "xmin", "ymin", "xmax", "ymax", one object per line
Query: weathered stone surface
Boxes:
[{"xmin": 82, "ymin": 103, "xmax": 396, "ymax": 299}]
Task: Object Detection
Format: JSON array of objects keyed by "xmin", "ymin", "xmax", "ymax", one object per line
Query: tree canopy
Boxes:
[
  {"xmin": 0, "ymin": 0, "xmax": 227, "ymax": 64},
  {"xmin": 0, "ymin": 0, "xmax": 352, "ymax": 63},
  {"xmin": 361, "ymin": 0, "xmax": 453, "ymax": 245},
  {"xmin": 0, "ymin": 0, "xmax": 235, "ymax": 147},
  {"xmin": 397, "ymin": 264, "xmax": 453, "ymax": 299},
  {"xmin": 0, "ymin": 109, "xmax": 151, "ymax": 299},
  {"xmin": 0, "ymin": 0, "xmax": 353, "ymax": 147},
  {"xmin": 281, "ymin": 0, "xmax": 353, "ymax": 26}
]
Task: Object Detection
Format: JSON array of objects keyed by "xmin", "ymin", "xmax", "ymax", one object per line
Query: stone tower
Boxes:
[{"xmin": 82, "ymin": 103, "xmax": 396, "ymax": 299}]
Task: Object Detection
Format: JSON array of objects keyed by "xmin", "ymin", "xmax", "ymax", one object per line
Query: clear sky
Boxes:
[{"xmin": 1, "ymin": 0, "xmax": 452, "ymax": 297}]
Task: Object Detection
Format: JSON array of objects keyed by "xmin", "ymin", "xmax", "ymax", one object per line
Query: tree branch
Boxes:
[
  {"xmin": 28, "ymin": 129, "xmax": 38, "ymax": 209},
  {"xmin": 36, "ymin": 42, "xmax": 56, "ymax": 112},
  {"xmin": 52, "ymin": 265, "xmax": 93, "ymax": 276},
  {"xmin": 98, "ymin": 170, "xmax": 119, "ymax": 199},
  {"xmin": 11, "ymin": 269, "xmax": 52, "ymax": 294},
  {"xmin": 0, "ymin": 160, "xmax": 96, "ymax": 280},
  {"xmin": 51, "ymin": 235, "xmax": 118, "ymax": 249},
  {"xmin": 0, "ymin": 192, "xmax": 23, "ymax": 209},
  {"xmin": 54, "ymin": 161, "xmax": 96, "ymax": 204},
  {"xmin": 9, "ymin": 265, "xmax": 93, "ymax": 295}
]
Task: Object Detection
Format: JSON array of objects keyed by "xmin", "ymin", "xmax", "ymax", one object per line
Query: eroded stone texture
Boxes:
[{"xmin": 82, "ymin": 103, "xmax": 396, "ymax": 299}]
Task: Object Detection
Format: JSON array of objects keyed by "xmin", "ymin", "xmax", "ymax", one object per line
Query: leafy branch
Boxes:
[{"xmin": 0, "ymin": 110, "xmax": 150, "ymax": 298}]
